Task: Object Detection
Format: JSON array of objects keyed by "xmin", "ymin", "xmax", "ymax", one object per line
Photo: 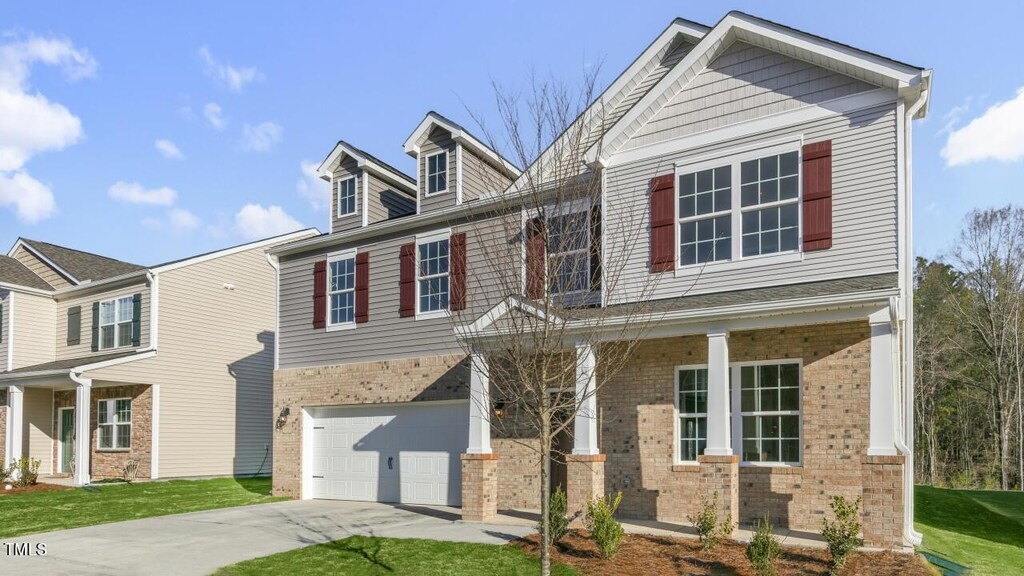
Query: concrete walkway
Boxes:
[{"xmin": 1, "ymin": 500, "xmax": 534, "ymax": 576}]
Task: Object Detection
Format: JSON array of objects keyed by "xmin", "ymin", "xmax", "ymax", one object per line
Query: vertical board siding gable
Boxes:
[
  {"xmin": 312, "ymin": 260, "xmax": 327, "ymax": 329},
  {"xmin": 649, "ymin": 174, "xmax": 676, "ymax": 273}
]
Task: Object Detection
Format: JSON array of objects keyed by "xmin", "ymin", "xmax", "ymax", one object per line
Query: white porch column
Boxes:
[
  {"xmin": 573, "ymin": 342, "xmax": 599, "ymax": 456},
  {"xmin": 705, "ymin": 329, "xmax": 733, "ymax": 456},
  {"xmin": 466, "ymin": 349, "xmax": 491, "ymax": 454},
  {"xmin": 868, "ymin": 309, "xmax": 898, "ymax": 456},
  {"xmin": 7, "ymin": 384, "xmax": 24, "ymax": 464},
  {"xmin": 73, "ymin": 379, "xmax": 92, "ymax": 485}
]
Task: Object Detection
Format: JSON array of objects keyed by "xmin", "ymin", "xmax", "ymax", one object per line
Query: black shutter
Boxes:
[
  {"xmin": 67, "ymin": 306, "xmax": 81, "ymax": 346},
  {"xmin": 131, "ymin": 293, "xmax": 142, "ymax": 346},
  {"xmin": 91, "ymin": 301, "xmax": 100, "ymax": 352}
]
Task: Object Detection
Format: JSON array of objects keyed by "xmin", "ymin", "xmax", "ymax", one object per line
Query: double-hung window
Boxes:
[
  {"xmin": 676, "ymin": 368, "xmax": 709, "ymax": 462},
  {"xmin": 417, "ymin": 233, "xmax": 450, "ymax": 315},
  {"xmin": 679, "ymin": 166, "xmax": 731, "ymax": 265},
  {"xmin": 336, "ymin": 176, "xmax": 357, "ymax": 217},
  {"xmin": 426, "ymin": 151, "xmax": 448, "ymax": 195},
  {"xmin": 740, "ymin": 151, "xmax": 799, "ymax": 256},
  {"xmin": 547, "ymin": 206, "xmax": 590, "ymax": 294},
  {"xmin": 97, "ymin": 398, "xmax": 132, "ymax": 450},
  {"xmin": 99, "ymin": 296, "xmax": 134, "ymax": 350},
  {"xmin": 327, "ymin": 251, "xmax": 356, "ymax": 327},
  {"xmin": 737, "ymin": 362, "xmax": 801, "ymax": 464}
]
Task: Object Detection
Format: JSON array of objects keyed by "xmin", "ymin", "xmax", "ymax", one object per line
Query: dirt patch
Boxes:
[
  {"xmin": 0, "ymin": 483, "xmax": 73, "ymax": 496},
  {"xmin": 513, "ymin": 532, "xmax": 935, "ymax": 576}
]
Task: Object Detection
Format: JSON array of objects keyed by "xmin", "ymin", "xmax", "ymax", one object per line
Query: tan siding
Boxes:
[
  {"xmin": 419, "ymin": 128, "xmax": 457, "ymax": 212},
  {"xmin": 331, "ymin": 157, "xmax": 363, "ymax": 234},
  {"xmin": 0, "ymin": 290, "xmax": 9, "ymax": 370},
  {"xmin": 24, "ymin": 387, "xmax": 54, "ymax": 474},
  {"xmin": 11, "ymin": 292, "xmax": 56, "ymax": 369},
  {"xmin": 11, "ymin": 246, "xmax": 71, "ymax": 289},
  {"xmin": 55, "ymin": 283, "xmax": 150, "ymax": 361},
  {"xmin": 90, "ymin": 246, "xmax": 277, "ymax": 478}
]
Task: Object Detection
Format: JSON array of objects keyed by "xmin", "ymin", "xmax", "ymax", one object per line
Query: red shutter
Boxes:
[
  {"xmin": 399, "ymin": 243, "xmax": 416, "ymax": 317},
  {"xmin": 312, "ymin": 260, "xmax": 327, "ymax": 329},
  {"xmin": 802, "ymin": 140, "xmax": 833, "ymax": 251},
  {"xmin": 450, "ymin": 233, "xmax": 467, "ymax": 311},
  {"xmin": 525, "ymin": 217, "xmax": 545, "ymax": 299},
  {"xmin": 649, "ymin": 174, "xmax": 675, "ymax": 273},
  {"xmin": 355, "ymin": 252, "xmax": 369, "ymax": 324}
]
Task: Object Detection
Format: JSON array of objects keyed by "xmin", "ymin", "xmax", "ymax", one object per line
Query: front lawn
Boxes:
[
  {"xmin": 915, "ymin": 485, "xmax": 1024, "ymax": 575},
  {"xmin": 0, "ymin": 477, "xmax": 284, "ymax": 538},
  {"xmin": 214, "ymin": 536, "xmax": 577, "ymax": 576}
]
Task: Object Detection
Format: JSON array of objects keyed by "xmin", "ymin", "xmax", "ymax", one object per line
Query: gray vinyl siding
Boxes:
[
  {"xmin": 604, "ymin": 101, "xmax": 898, "ymax": 305},
  {"xmin": 55, "ymin": 283, "xmax": 151, "ymax": 361},
  {"xmin": 460, "ymin": 149, "xmax": 514, "ymax": 202},
  {"xmin": 418, "ymin": 128, "xmax": 457, "ymax": 212},
  {"xmin": 331, "ymin": 157, "xmax": 363, "ymax": 233},
  {"xmin": 11, "ymin": 246, "xmax": 69, "ymax": 289},
  {"xmin": 367, "ymin": 174, "xmax": 416, "ymax": 224},
  {"xmin": 625, "ymin": 41, "xmax": 876, "ymax": 151}
]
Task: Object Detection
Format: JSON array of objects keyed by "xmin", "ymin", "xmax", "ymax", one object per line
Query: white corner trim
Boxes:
[
  {"xmin": 151, "ymin": 384, "xmax": 160, "ymax": 479},
  {"xmin": 301, "ymin": 408, "xmax": 314, "ymax": 499},
  {"xmin": 266, "ymin": 253, "xmax": 281, "ymax": 370},
  {"xmin": 361, "ymin": 172, "xmax": 369, "ymax": 227},
  {"xmin": 148, "ymin": 272, "xmax": 159, "ymax": 350},
  {"xmin": 456, "ymin": 143, "xmax": 464, "ymax": 205},
  {"xmin": 6, "ymin": 291, "xmax": 13, "ymax": 371}
]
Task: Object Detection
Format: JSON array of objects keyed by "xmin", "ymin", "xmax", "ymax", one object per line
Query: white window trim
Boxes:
[
  {"xmin": 673, "ymin": 139, "xmax": 804, "ymax": 278},
  {"xmin": 336, "ymin": 175, "xmax": 358, "ymax": 219},
  {"xmin": 325, "ymin": 249, "xmax": 358, "ymax": 332},
  {"xmin": 545, "ymin": 200, "xmax": 592, "ymax": 297},
  {"xmin": 96, "ymin": 397, "xmax": 132, "ymax": 452},
  {"xmin": 671, "ymin": 358, "xmax": 803, "ymax": 467},
  {"xmin": 415, "ymin": 229, "xmax": 452, "ymax": 320},
  {"xmin": 98, "ymin": 296, "xmax": 134, "ymax": 351},
  {"xmin": 424, "ymin": 150, "xmax": 449, "ymax": 196}
]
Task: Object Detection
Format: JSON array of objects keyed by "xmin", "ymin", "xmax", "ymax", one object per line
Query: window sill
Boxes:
[
  {"xmin": 415, "ymin": 309, "xmax": 450, "ymax": 321},
  {"xmin": 335, "ymin": 212, "xmax": 359, "ymax": 219},
  {"xmin": 326, "ymin": 322, "xmax": 356, "ymax": 332},
  {"xmin": 96, "ymin": 448, "xmax": 131, "ymax": 453},
  {"xmin": 740, "ymin": 462, "xmax": 803, "ymax": 471},
  {"xmin": 424, "ymin": 189, "xmax": 449, "ymax": 197},
  {"xmin": 673, "ymin": 250, "xmax": 802, "ymax": 278}
]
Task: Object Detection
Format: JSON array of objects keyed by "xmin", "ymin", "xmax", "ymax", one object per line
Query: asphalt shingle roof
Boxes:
[
  {"xmin": 0, "ymin": 255, "xmax": 54, "ymax": 291},
  {"xmin": 21, "ymin": 239, "xmax": 145, "ymax": 283},
  {"xmin": 0, "ymin": 350, "xmax": 143, "ymax": 376}
]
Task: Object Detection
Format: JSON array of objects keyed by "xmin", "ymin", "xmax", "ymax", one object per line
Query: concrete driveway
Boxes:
[{"xmin": 0, "ymin": 500, "xmax": 534, "ymax": 576}]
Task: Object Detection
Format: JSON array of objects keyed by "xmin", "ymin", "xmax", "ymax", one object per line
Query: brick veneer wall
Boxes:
[
  {"xmin": 491, "ymin": 438, "xmax": 541, "ymax": 510},
  {"xmin": 272, "ymin": 354, "xmax": 470, "ymax": 498},
  {"xmin": 0, "ymin": 389, "xmax": 7, "ymax": 466},
  {"xmin": 52, "ymin": 384, "xmax": 153, "ymax": 480}
]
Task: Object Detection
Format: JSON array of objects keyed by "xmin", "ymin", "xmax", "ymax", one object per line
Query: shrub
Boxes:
[
  {"xmin": 10, "ymin": 457, "xmax": 40, "ymax": 487},
  {"xmin": 540, "ymin": 485, "xmax": 569, "ymax": 544},
  {"xmin": 821, "ymin": 495, "xmax": 863, "ymax": 574},
  {"xmin": 123, "ymin": 459, "xmax": 141, "ymax": 484},
  {"xmin": 746, "ymin": 513, "xmax": 782, "ymax": 576},
  {"xmin": 585, "ymin": 491, "xmax": 624, "ymax": 558},
  {"xmin": 687, "ymin": 491, "xmax": 734, "ymax": 550}
]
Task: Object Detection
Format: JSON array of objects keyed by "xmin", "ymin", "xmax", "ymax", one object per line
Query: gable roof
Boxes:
[
  {"xmin": 317, "ymin": 140, "xmax": 418, "ymax": 195},
  {"xmin": 403, "ymin": 111, "xmax": 523, "ymax": 180},
  {"xmin": 11, "ymin": 239, "xmax": 145, "ymax": 284},
  {"xmin": 0, "ymin": 255, "xmax": 54, "ymax": 291}
]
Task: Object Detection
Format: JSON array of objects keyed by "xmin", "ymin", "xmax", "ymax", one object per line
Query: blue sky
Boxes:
[{"xmin": 0, "ymin": 1, "xmax": 1021, "ymax": 265}]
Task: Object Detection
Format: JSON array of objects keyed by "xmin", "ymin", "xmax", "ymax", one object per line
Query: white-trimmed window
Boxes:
[
  {"xmin": 327, "ymin": 251, "xmax": 356, "ymax": 327},
  {"xmin": 97, "ymin": 398, "xmax": 131, "ymax": 450},
  {"xmin": 735, "ymin": 362, "xmax": 801, "ymax": 464},
  {"xmin": 417, "ymin": 232, "xmax": 450, "ymax": 315},
  {"xmin": 547, "ymin": 205, "xmax": 591, "ymax": 295},
  {"xmin": 676, "ymin": 142, "xmax": 801, "ymax": 269},
  {"xmin": 676, "ymin": 367, "xmax": 708, "ymax": 462},
  {"xmin": 426, "ymin": 151, "xmax": 448, "ymax": 195},
  {"xmin": 336, "ymin": 176, "xmax": 357, "ymax": 217},
  {"xmin": 99, "ymin": 296, "xmax": 134, "ymax": 350}
]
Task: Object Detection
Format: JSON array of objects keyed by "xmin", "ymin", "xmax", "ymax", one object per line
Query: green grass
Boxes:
[
  {"xmin": 0, "ymin": 477, "xmax": 285, "ymax": 538},
  {"xmin": 214, "ymin": 536, "xmax": 576, "ymax": 576},
  {"xmin": 915, "ymin": 485, "xmax": 1024, "ymax": 575}
]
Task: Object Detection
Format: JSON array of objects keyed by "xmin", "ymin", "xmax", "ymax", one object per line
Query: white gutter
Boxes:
[
  {"xmin": 0, "ymin": 282, "xmax": 53, "ymax": 297},
  {"xmin": 6, "ymin": 291, "xmax": 13, "ymax": 371},
  {"xmin": 266, "ymin": 253, "xmax": 281, "ymax": 370}
]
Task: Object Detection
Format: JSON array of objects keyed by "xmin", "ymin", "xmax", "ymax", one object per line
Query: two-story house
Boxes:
[
  {"xmin": 269, "ymin": 12, "xmax": 930, "ymax": 549},
  {"xmin": 1, "ymin": 230, "xmax": 317, "ymax": 484}
]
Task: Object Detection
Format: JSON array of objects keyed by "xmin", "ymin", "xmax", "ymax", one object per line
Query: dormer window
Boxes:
[
  {"xmin": 336, "ymin": 176, "xmax": 357, "ymax": 217},
  {"xmin": 426, "ymin": 151, "xmax": 448, "ymax": 195}
]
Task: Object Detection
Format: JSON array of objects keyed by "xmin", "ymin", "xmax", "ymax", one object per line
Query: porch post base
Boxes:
[
  {"xmin": 860, "ymin": 454, "xmax": 905, "ymax": 549},
  {"xmin": 460, "ymin": 453, "xmax": 499, "ymax": 522},
  {"xmin": 697, "ymin": 454, "xmax": 739, "ymax": 536},
  {"xmin": 566, "ymin": 453, "xmax": 606, "ymax": 527}
]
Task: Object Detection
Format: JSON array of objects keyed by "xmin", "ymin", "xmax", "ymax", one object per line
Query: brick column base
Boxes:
[
  {"xmin": 861, "ymin": 454, "xmax": 905, "ymax": 548},
  {"xmin": 566, "ymin": 454, "xmax": 606, "ymax": 526},
  {"xmin": 461, "ymin": 453, "xmax": 499, "ymax": 522},
  {"xmin": 698, "ymin": 454, "xmax": 739, "ymax": 535}
]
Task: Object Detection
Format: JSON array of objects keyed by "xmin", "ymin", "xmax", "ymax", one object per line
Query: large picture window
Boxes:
[
  {"xmin": 547, "ymin": 208, "xmax": 590, "ymax": 294},
  {"xmin": 327, "ymin": 253, "xmax": 356, "ymax": 326},
  {"xmin": 98, "ymin": 398, "xmax": 132, "ymax": 450},
  {"xmin": 99, "ymin": 296, "xmax": 134, "ymax": 350},
  {"xmin": 676, "ymin": 368, "xmax": 708, "ymax": 462},
  {"xmin": 417, "ymin": 236, "xmax": 449, "ymax": 314}
]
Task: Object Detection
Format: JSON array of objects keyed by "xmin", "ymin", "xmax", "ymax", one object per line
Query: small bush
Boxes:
[
  {"xmin": 541, "ymin": 485, "xmax": 569, "ymax": 544},
  {"xmin": 821, "ymin": 495, "xmax": 863, "ymax": 574},
  {"xmin": 687, "ymin": 491, "xmax": 734, "ymax": 550},
  {"xmin": 746, "ymin": 513, "xmax": 782, "ymax": 576},
  {"xmin": 123, "ymin": 459, "xmax": 141, "ymax": 484},
  {"xmin": 10, "ymin": 457, "xmax": 40, "ymax": 487},
  {"xmin": 585, "ymin": 491, "xmax": 624, "ymax": 558}
]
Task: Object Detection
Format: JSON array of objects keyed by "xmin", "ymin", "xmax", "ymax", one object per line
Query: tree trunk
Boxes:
[{"xmin": 540, "ymin": 399, "xmax": 552, "ymax": 576}]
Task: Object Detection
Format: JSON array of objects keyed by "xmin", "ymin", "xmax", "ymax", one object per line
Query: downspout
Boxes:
[
  {"xmin": 265, "ymin": 253, "xmax": 280, "ymax": 370},
  {"xmin": 147, "ymin": 271, "xmax": 159, "ymax": 350}
]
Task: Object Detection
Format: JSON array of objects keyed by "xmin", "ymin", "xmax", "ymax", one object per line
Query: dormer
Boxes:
[
  {"xmin": 317, "ymin": 141, "xmax": 418, "ymax": 234},
  {"xmin": 403, "ymin": 112, "xmax": 521, "ymax": 213}
]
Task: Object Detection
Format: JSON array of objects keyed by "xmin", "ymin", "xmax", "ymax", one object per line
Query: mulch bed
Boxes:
[
  {"xmin": 0, "ymin": 482, "xmax": 73, "ymax": 496},
  {"xmin": 513, "ymin": 532, "xmax": 935, "ymax": 576}
]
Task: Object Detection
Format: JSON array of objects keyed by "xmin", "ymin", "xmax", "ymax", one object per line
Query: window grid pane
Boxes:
[
  {"xmin": 328, "ymin": 258, "xmax": 356, "ymax": 325},
  {"xmin": 337, "ymin": 178, "xmax": 356, "ymax": 215},
  {"xmin": 427, "ymin": 153, "xmax": 447, "ymax": 193},
  {"xmin": 547, "ymin": 210, "xmax": 590, "ymax": 294},
  {"xmin": 740, "ymin": 151, "xmax": 800, "ymax": 257},
  {"xmin": 417, "ymin": 240, "xmax": 450, "ymax": 313},
  {"xmin": 739, "ymin": 363, "xmax": 801, "ymax": 464},
  {"xmin": 677, "ymin": 369, "xmax": 709, "ymax": 462}
]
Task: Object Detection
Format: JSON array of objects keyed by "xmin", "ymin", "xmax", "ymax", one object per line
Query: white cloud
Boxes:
[
  {"xmin": 154, "ymin": 139, "xmax": 183, "ymax": 160},
  {"xmin": 0, "ymin": 170, "xmax": 56, "ymax": 223},
  {"xmin": 203, "ymin": 102, "xmax": 226, "ymax": 130},
  {"xmin": 234, "ymin": 204, "xmax": 303, "ymax": 240},
  {"xmin": 0, "ymin": 33, "xmax": 95, "ymax": 222},
  {"xmin": 168, "ymin": 208, "xmax": 200, "ymax": 233},
  {"xmin": 943, "ymin": 87, "xmax": 1024, "ymax": 166},
  {"xmin": 296, "ymin": 159, "xmax": 330, "ymax": 211},
  {"xmin": 198, "ymin": 46, "xmax": 263, "ymax": 92},
  {"xmin": 240, "ymin": 121, "xmax": 282, "ymax": 152},
  {"xmin": 108, "ymin": 181, "xmax": 177, "ymax": 206}
]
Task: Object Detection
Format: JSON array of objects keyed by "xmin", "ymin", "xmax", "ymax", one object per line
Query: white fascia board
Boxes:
[
  {"xmin": 8, "ymin": 239, "xmax": 80, "ymax": 285},
  {"xmin": 460, "ymin": 296, "xmax": 553, "ymax": 335},
  {"xmin": 0, "ymin": 282, "xmax": 53, "ymax": 297},
  {"xmin": 403, "ymin": 113, "xmax": 521, "ymax": 178},
  {"xmin": 318, "ymin": 143, "xmax": 416, "ymax": 195},
  {"xmin": 152, "ymin": 229, "xmax": 320, "ymax": 274}
]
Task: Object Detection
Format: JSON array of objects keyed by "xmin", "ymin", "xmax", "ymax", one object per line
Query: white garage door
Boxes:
[{"xmin": 309, "ymin": 401, "xmax": 468, "ymax": 506}]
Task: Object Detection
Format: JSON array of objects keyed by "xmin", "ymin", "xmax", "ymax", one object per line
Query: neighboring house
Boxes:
[
  {"xmin": 1, "ymin": 230, "xmax": 318, "ymax": 484},
  {"xmin": 269, "ymin": 12, "xmax": 930, "ymax": 549}
]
